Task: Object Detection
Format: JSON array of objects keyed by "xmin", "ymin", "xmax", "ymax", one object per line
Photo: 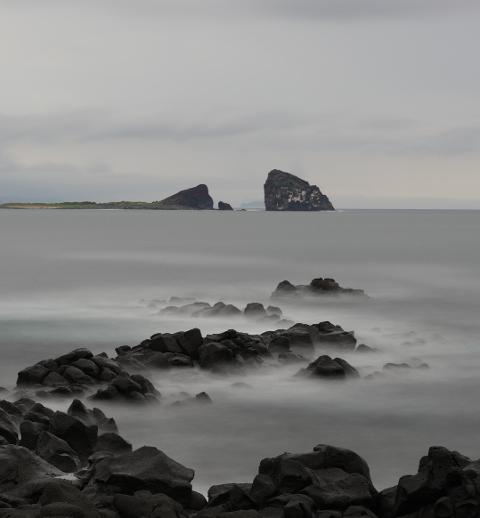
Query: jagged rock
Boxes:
[
  {"xmin": 393, "ymin": 446, "xmax": 471, "ymax": 516},
  {"xmin": 19, "ymin": 420, "xmax": 46, "ymax": 450},
  {"xmin": 48, "ymin": 411, "xmax": 98, "ymax": 460},
  {"xmin": 35, "ymin": 431, "xmax": 80, "ymax": 473},
  {"xmin": 93, "ymin": 433, "xmax": 132, "ymax": 456},
  {"xmin": 155, "ymin": 184, "xmax": 214, "ymax": 210},
  {"xmin": 264, "ymin": 170, "xmax": 334, "ymax": 211},
  {"xmin": 218, "ymin": 201, "xmax": 234, "ymax": 211},
  {"xmin": 0, "ymin": 409, "xmax": 19, "ymax": 444},
  {"xmin": 298, "ymin": 356, "xmax": 359, "ymax": 379}
]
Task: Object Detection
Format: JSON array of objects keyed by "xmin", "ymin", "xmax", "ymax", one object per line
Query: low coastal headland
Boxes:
[
  {"xmin": 0, "ymin": 170, "xmax": 334, "ymax": 212},
  {"xmin": 0, "ymin": 276, "xmax": 474, "ymax": 518}
]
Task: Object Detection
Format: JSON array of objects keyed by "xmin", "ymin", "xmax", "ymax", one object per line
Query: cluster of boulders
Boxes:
[
  {"xmin": 2, "ymin": 413, "xmax": 477, "ymax": 518},
  {"xmin": 0, "ymin": 395, "xmax": 203, "ymax": 517},
  {"xmin": 160, "ymin": 300, "xmax": 292, "ymax": 325},
  {"xmin": 272, "ymin": 278, "xmax": 366, "ymax": 299},
  {"xmin": 197, "ymin": 443, "xmax": 480, "ymax": 518},
  {"xmin": 114, "ymin": 321, "xmax": 364, "ymax": 375},
  {"xmin": 16, "ymin": 348, "xmax": 159, "ymax": 403},
  {"xmin": 0, "ymin": 397, "xmax": 123, "ymax": 474}
]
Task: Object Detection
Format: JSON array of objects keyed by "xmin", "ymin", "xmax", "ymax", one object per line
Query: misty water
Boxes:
[{"xmin": 1, "ymin": 209, "xmax": 480, "ymax": 494}]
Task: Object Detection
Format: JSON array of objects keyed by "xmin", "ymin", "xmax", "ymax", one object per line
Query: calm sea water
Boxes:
[{"xmin": 1, "ymin": 209, "xmax": 480, "ymax": 493}]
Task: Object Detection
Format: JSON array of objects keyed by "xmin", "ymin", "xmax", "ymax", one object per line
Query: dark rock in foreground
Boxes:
[
  {"xmin": 1, "ymin": 388, "xmax": 479, "ymax": 518},
  {"xmin": 272, "ymin": 277, "xmax": 366, "ymax": 299},
  {"xmin": 218, "ymin": 201, "xmax": 234, "ymax": 211},
  {"xmin": 156, "ymin": 184, "xmax": 214, "ymax": 210},
  {"xmin": 264, "ymin": 169, "xmax": 334, "ymax": 211}
]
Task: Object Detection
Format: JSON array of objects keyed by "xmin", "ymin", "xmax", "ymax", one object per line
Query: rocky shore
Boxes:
[
  {"xmin": 0, "ymin": 389, "xmax": 477, "ymax": 518},
  {"xmin": 0, "ymin": 312, "xmax": 451, "ymax": 518}
]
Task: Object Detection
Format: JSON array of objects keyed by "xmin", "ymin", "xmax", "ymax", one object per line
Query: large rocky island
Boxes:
[{"xmin": 264, "ymin": 170, "xmax": 334, "ymax": 211}]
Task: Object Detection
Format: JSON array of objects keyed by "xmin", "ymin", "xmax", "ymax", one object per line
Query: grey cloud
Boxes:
[
  {"xmin": 1, "ymin": 110, "xmax": 479, "ymax": 156},
  {"xmin": 9, "ymin": 0, "xmax": 480, "ymax": 21}
]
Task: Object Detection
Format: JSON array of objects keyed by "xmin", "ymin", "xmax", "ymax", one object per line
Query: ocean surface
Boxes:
[{"xmin": 1, "ymin": 208, "xmax": 480, "ymax": 493}]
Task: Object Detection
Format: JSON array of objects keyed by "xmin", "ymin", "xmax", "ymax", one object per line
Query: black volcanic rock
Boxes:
[
  {"xmin": 156, "ymin": 184, "xmax": 214, "ymax": 210},
  {"xmin": 218, "ymin": 201, "xmax": 234, "ymax": 210},
  {"xmin": 272, "ymin": 277, "xmax": 366, "ymax": 299},
  {"xmin": 264, "ymin": 169, "xmax": 334, "ymax": 211}
]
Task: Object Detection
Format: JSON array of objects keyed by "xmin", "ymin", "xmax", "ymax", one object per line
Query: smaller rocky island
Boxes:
[{"xmin": 264, "ymin": 169, "xmax": 334, "ymax": 211}]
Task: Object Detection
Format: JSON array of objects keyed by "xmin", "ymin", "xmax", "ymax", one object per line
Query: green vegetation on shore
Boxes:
[{"xmin": 0, "ymin": 201, "xmax": 176, "ymax": 210}]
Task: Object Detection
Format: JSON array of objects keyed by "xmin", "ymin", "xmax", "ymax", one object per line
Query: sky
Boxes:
[{"xmin": 0, "ymin": 0, "xmax": 479, "ymax": 208}]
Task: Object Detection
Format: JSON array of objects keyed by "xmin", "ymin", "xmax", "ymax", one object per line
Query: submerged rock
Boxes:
[
  {"xmin": 264, "ymin": 169, "xmax": 334, "ymax": 211},
  {"xmin": 272, "ymin": 277, "xmax": 366, "ymax": 299},
  {"xmin": 298, "ymin": 355, "xmax": 359, "ymax": 379}
]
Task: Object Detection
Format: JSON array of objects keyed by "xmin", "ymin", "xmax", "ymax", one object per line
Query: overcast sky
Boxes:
[{"xmin": 0, "ymin": 0, "xmax": 479, "ymax": 208}]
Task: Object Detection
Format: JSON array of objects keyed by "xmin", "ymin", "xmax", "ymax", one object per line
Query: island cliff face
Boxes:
[
  {"xmin": 155, "ymin": 184, "xmax": 214, "ymax": 210},
  {"xmin": 264, "ymin": 170, "xmax": 334, "ymax": 211}
]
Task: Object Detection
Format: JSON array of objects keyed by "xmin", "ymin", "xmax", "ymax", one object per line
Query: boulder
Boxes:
[
  {"xmin": 19, "ymin": 420, "xmax": 47, "ymax": 451},
  {"xmin": 0, "ymin": 409, "xmax": 19, "ymax": 444},
  {"xmin": 298, "ymin": 356, "xmax": 359, "ymax": 380},
  {"xmin": 54, "ymin": 348, "xmax": 93, "ymax": 366},
  {"xmin": 17, "ymin": 365, "xmax": 50, "ymax": 386},
  {"xmin": 94, "ymin": 433, "xmax": 132, "ymax": 456},
  {"xmin": 218, "ymin": 202, "xmax": 234, "ymax": 211},
  {"xmin": 264, "ymin": 170, "xmax": 334, "ymax": 211},
  {"xmin": 0, "ymin": 445, "xmax": 62, "ymax": 493},
  {"xmin": 393, "ymin": 446, "xmax": 471, "ymax": 516},
  {"xmin": 175, "ymin": 328, "xmax": 204, "ymax": 357},
  {"xmin": 198, "ymin": 343, "xmax": 236, "ymax": 370},
  {"xmin": 35, "ymin": 432, "xmax": 80, "ymax": 473},
  {"xmin": 88, "ymin": 446, "xmax": 194, "ymax": 503},
  {"xmin": 38, "ymin": 479, "xmax": 101, "ymax": 518},
  {"xmin": 244, "ymin": 304, "xmax": 267, "ymax": 319},
  {"xmin": 48, "ymin": 411, "xmax": 98, "ymax": 460}
]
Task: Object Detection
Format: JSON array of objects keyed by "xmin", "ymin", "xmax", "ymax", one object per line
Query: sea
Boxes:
[{"xmin": 1, "ymin": 208, "xmax": 479, "ymax": 493}]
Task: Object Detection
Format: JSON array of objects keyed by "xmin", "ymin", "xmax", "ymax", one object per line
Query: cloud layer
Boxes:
[{"xmin": 0, "ymin": 0, "xmax": 479, "ymax": 207}]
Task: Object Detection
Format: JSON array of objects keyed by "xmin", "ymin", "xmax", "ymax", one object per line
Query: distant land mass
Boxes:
[
  {"xmin": 0, "ymin": 184, "xmax": 218, "ymax": 211},
  {"xmin": 264, "ymin": 169, "xmax": 334, "ymax": 211},
  {"xmin": 0, "ymin": 169, "xmax": 335, "ymax": 211}
]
